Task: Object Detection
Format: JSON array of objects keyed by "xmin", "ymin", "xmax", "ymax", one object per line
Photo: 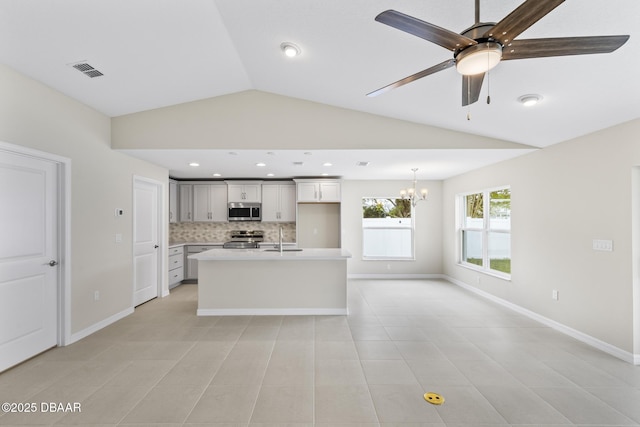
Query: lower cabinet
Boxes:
[
  {"xmin": 168, "ymin": 246, "xmax": 184, "ymax": 288},
  {"xmin": 186, "ymin": 245, "xmax": 219, "ymax": 280}
]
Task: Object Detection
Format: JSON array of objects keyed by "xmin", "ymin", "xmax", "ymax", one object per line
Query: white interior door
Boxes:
[
  {"xmin": 0, "ymin": 149, "xmax": 58, "ymax": 372},
  {"xmin": 133, "ymin": 178, "xmax": 160, "ymax": 306}
]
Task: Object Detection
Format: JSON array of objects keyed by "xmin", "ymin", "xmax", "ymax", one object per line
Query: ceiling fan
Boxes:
[{"xmin": 367, "ymin": 0, "xmax": 630, "ymax": 106}]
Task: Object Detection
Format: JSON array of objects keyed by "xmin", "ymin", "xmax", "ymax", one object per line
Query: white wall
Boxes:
[
  {"xmin": 442, "ymin": 118, "xmax": 640, "ymax": 355},
  {"xmin": 0, "ymin": 64, "xmax": 168, "ymax": 336},
  {"xmin": 342, "ymin": 180, "xmax": 442, "ymax": 276}
]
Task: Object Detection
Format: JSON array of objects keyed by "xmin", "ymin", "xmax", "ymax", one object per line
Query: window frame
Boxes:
[
  {"xmin": 457, "ymin": 186, "xmax": 511, "ymax": 279},
  {"xmin": 361, "ymin": 197, "xmax": 415, "ymax": 261}
]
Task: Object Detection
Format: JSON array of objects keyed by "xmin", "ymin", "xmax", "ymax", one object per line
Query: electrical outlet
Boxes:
[
  {"xmin": 552, "ymin": 290, "xmax": 559, "ymax": 300},
  {"xmin": 94, "ymin": 291, "xmax": 100, "ymax": 301}
]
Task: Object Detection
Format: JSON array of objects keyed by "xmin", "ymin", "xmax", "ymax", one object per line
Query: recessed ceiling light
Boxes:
[
  {"xmin": 321, "ymin": 173, "xmax": 329, "ymax": 176},
  {"xmin": 280, "ymin": 42, "xmax": 301, "ymax": 57},
  {"xmin": 266, "ymin": 173, "xmax": 275, "ymax": 177},
  {"xmin": 518, "ymin": 94, "xmax": 542, "ymax": 107},
  {"xmin": 323, "ymin": 162, "xmax": 333, "ymax": 167},
  {"xmin": 189, "ymin": 162, "xmax": 200, "ymax": 167},
  {"xmin": 212, "ymin": 173, "xmax": 221, "ymax": 177},
  {"xmin": 256, "ymin": 162, "xmax": 266, "ymax": 167}
]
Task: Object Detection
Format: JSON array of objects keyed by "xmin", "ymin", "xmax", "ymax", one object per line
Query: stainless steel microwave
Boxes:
[{"xmin": 228, "ymin": 202, "xmax": 261, "ymax": 221}]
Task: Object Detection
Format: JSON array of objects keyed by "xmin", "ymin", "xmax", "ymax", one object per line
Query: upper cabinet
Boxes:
[
  {"xmin": 262, "ymin": 183, "xmax": 296, "ymax": 222},
  {"xmin": 193, "ymin": 184, "xmax": 227, "ymax": 222},
  {"xmin": 295, "ymin": 179, "xmax": 341, "ymax": 203},
  {"xmin": 226, "ymin": 181, "xmax": 262, "ymax": 203},
  {"xmin": 169, "ymin": 180, "xmax": 178, "ymax": 223},
  {"xmin": 178, "ymin": 184, "xmax": 193, "ymax": 222}
]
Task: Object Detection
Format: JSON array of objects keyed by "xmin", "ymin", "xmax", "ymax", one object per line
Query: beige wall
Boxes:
[
  {"xmin": 0, "ymin": 64, "xmax": 168, "ymax": 336},
  {"xmin": 111, "ymin": 90, "xmax": 532, "ymax": 151},
  {"xmin": 442, "ymin": 118, "xmax": 640, "ymax": 354},
  {"xmin": 342, "ymin": 180, "xmax": 443, "ymax": 276}
]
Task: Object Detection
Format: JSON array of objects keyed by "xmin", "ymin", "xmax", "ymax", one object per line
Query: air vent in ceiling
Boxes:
[
  {"xmin": 70, "ymin": 62, "xmax": 104, "ymax": 78},
  {"xmin": 293, "ymin": 162, "xmax": 304, "ymax": 166},
  {"xmin": 356, "ymin": 161, "xmax": 370, "ymax": 167}
]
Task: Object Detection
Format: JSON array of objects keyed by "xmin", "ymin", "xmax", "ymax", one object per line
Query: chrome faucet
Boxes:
[{"xmin": 278, "ymin": 226, "xmax": 284, "ymax": 253}]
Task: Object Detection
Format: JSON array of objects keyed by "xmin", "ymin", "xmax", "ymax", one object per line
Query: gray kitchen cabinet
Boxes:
[
  {"xmin": 186, "ymin": 245, "xmax": 219, "ymax": 280},
  {"xmin": 262, "ymin": 183, "xmax": 296, "ymax": 222},
  {"xmin": 168, "ymin": 245, "xmax": 184, "ymax": 288},
  {"xmin": 295, "ymin": 179, "xmax": 341, "ymax": 202},
  {"xmin": 169, "ymin": 180, "xmax": 178, "ymax": 223},
  {"xmin": 227, "ymin": 182, "xmax": 262, "ymax": 202},
  {"xmin": 178, "ymin": 184, "xmax": 193, "ymax": 222},
  {"xmin": 193, "ymin": 184, "xmax": 227, "ymax": 222}
]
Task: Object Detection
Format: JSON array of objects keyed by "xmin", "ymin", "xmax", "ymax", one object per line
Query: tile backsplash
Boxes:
[{"xmin": 170, "ymin": 222, "xmax": 296, "ymax": 244}]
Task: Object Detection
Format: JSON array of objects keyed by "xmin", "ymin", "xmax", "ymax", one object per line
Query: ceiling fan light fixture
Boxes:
[
  {"xmin": 455, "ymin": 42, "xmax": 502, "ymax": 76},
  {"xmin": 280, "ymin": 42, "xmax": 301, "ymax": 58},
  {"xmin": 518, "ymin": 94, "xmax": 542, "ymax": 106}
]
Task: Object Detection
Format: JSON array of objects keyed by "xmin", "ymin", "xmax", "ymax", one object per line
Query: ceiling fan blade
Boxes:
[
  {"xmin": 502, "ymin": 35, "xmax": 630, "ymax": 60},
  {"xmin": 367, "ymin": 59, "xmax": 455, "ymax": 97},
  {"xmin": 462, "ymin": 73, "xmax": 485, "ymax": 106},
  {"xmin": 376, "ymin": 10, "xmax": 476, "ymax": 51},
  {"xmin": 482, "ymin": 0, "xmax": 565, "ymax": 44}
]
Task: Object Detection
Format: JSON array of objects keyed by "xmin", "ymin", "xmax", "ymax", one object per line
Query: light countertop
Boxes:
[{"xmin": 189, "ymin": 247, "xmax": 351, "ymax": 261}]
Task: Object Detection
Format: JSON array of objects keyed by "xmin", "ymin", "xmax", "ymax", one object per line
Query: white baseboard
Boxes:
[
  {"xmin": 197, "ymin": 308, "xmax": 348, "ymax": 316},
  {"xmin": 348, "ymin": 273, "xmax": 444, "ymax": 280},
  {"xmin": 444, "ymin": 275, "xmax": 637, "ymax": 365},
  {"xmin": 66, "ymin": 307, "xmax": 134, "ymax": 345}
]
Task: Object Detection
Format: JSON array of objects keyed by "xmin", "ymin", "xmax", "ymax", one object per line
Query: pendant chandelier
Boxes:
[{"xmin": 400, "ymin": 168, "xmax": 428, "ymax": 207}]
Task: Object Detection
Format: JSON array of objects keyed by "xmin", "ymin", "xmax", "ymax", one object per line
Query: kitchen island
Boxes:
[{"xmin": 189, "ymin": 248, "xmax": 352, "ymax": 316}]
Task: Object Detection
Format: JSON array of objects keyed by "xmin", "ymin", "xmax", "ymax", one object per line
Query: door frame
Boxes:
[
  {"xmin": 0, "ymin": 141, "xmax": 72, "ymax": 346},
  {"xmin": 132, "ymin": 175, "xmax": 167, "ymax": 305}
]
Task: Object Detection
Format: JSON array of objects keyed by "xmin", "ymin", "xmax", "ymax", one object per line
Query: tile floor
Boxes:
[{"xmin": 1, "ymin": 278, "xmax": 640, "ymax": 426}]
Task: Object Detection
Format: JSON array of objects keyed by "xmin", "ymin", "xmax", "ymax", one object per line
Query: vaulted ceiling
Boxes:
[{"xmin": 2, "ymin": 0, "xmax": 638, "ymax": 179}]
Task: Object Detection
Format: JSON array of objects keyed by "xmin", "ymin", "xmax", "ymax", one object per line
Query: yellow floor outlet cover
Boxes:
[{"xmin": 424, "ymin": 392, "xmax": 445, "ymax": 405}]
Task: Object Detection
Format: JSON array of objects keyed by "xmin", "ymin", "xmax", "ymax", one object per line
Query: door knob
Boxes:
[{"xmin": 48, "ymin": 260, "xmax": 58, "ymax": 267}]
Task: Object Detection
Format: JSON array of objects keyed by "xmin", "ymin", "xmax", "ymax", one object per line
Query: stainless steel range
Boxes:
[{"xmin": 222, "ymin": 230, "xmax": 264, "ymax": 249}]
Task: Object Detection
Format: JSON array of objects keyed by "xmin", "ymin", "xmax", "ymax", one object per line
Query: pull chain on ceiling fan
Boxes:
[{"xmin": 367, "ymin": 0, "xmax": 630, "ymax": 106}]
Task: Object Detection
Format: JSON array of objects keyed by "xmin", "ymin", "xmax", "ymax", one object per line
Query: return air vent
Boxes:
[{"xmin": 70, "ymin": 62, "xmax": 104, "ymax": 78}]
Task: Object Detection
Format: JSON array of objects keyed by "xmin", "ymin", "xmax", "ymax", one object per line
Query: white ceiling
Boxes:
[{"xmin": 2, "ymin": 0, "xmax": 638, "ymax": 180}]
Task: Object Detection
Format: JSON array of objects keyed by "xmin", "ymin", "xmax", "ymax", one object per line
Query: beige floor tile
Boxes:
[
  {"xmin": 361, "ymin": 360, "xmax": 418, "ymax": 385},
  {"xmin": 121, "ymin": 385, "xmax": 206, "ymax": 424},
  {"xmin": 56, "ymin": 385, "xmax": 150, "ymax": 425},
  {"xmin": 186, "ymin": 384, "xmax": 260, "ymax": 423},
  {"xmin": 355, "ymin": 340, "xmax": 402, "ymax": 360},
  {"xmin": 428, "ymin": 386, "xmax": 508, "ymax": 424},
  {"xmin": 477, "ymin": 385, "xmax": 571, "ymax": 424},
  {"xmin": 104, "ymin": 360, "xmax": 177, "ymax": 388},
  {"xmin": 210, "ymin": 357, "xmax": 270, "ymax": 385},
  {"xmin": 368, "ymin": 384, "xmax": 443, "ymax": 423},
  {"xmin": 315, "ymin": 341, "xmax": 359, "ymax": 360},
  {"xmin": 262, "ymin": 354, "xmax": 314, "ymax": 386},
  {"xmin": 314, "ymin": 385, "xmax": 378, "ymax": 423},
  {"xmin": 315, "ymin": 359, "xmax": 367, "ymax": 385},
  {"xmin": 250, "ymin": 386, "xmax": 314, "ymax": 423},
  {"xmin": 1, "ymin": 281, "xmax": 637, "ymax": 427},
  {"xmin": 157, "ymin": 358, "xmax": 223, "ymax": 386}
]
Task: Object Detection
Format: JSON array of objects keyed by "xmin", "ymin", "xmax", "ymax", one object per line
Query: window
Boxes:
[
  {"xmin": 362, "ymin": 198, "xmax": 413, "ymax": 259},
  {"xmin": 459, "ymin": 187, "xmax": 511, "ymax": 276}
]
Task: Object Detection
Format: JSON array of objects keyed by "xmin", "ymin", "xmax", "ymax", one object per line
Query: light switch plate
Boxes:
[{"xmin": 593, "ymin": 239, "xmax": 613, "ymax": 252}]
